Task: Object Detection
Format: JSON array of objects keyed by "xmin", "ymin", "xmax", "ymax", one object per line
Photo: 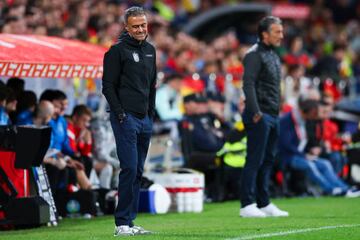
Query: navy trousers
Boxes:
[
  {"xmin": 110, "ymin": 112, "xmax": 152, "ymax": 227},
  {"xmin": 240, "ymin": 112, "xmax": 279, "ymax": 208}
]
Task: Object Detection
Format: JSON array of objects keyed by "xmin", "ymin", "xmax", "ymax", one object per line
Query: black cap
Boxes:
[
  {"xmin": 195, "ymin": 93, "xmax": 207, "ymax": 103},
  {"xmin": 183, "ymin": 93, "xmax": 197, "ymax": 103}
]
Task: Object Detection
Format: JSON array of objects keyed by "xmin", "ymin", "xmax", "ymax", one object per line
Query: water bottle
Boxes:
[
  {"xmin": 192, "ymin": 189, "xmax": 203, "ymax": 213},
  {"xmin": 184, "ymin": 192, "xmax": 193, "ymax": 212},
  {"xmin": 176, "ymin": 192, "xmax": 185, "ymax": 213}
]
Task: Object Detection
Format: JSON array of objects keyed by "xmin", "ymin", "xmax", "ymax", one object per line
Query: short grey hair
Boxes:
[
  {"xmin": 257, "ymin": 16, "xmax": 282, "ymax": 40},
  {"xmin": 124, "ymin": 6, "xmax": 146, "ymax": 24}
]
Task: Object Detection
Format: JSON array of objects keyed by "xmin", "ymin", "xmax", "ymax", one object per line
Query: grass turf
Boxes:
[{"xmin": 1, "ymin": 197, "xmax": 360, "ymax": 240}]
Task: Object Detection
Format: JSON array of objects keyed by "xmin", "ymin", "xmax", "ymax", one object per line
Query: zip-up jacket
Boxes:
[
  {"xmin": 243, "ymin": 42, "xmax": 281, "ymax": 117},
  {"xmin": 102, "ymin": 32, "xmax": 157, "ymax": 119}
]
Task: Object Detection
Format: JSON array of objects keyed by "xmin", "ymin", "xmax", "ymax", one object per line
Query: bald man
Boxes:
[{"xmin": 32, "ymin": 100, "xmax": 54, "ymax": 127}]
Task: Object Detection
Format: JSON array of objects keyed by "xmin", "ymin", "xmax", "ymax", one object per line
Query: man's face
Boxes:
[
  {"xmin": 184, "ymin": 101, "xmax": 197, "ymax": 115},
  {"xmin": 263, "ymin": 23, "xmax": 283, "ymax": 47},
  {"xmin": 305, "ymin": 108, "xmax": 319, "ymax": 120},
  {"xmin": 41, "ymin": 101, "xmax": 54, "ymax": 125},
  {"xmin": 6, "ymin": 100, "xmax": 17, "ymax": 112},
  {"xmin": 60, "ymin": 99, "xmax": 68, "ymax": 116},
  {"xmin": 126, "ymin": 15, "xmax": 148, "ymax": 41},
  {"xmin": 52, "ymin": 100, "xmax": 62, "ymax": 117},
  {"xmin": 169, "ymin": 78, "xmax": 182, "ymax": 92},
  {"xmin": 196, "ymin": 102, "xmax": 209, "ymax": 114},
  {"xmin": 319, "ymin": 104, "xmax": 333, "ymax": 120},
  {"xmin": 44, "ymin": 109, "xmax": 54, "ymax": 125},
  {"xmin": 208, "ymin": 100, "xmax": 224, "ymax": 113}
]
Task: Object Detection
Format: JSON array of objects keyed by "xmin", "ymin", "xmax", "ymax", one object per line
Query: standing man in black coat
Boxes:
[
  {"xmin": 102, "ymin": 6, "xmax": 157, "ymax": 236},
  {"xmin": 240, "ymin": 16, "xmax": 289, "ymax": 218}
]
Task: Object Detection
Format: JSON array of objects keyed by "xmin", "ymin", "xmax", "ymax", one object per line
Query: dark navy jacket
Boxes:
[
  {"xmin": 279, "ymin": 112, "xmax": 305, "ymax": 166},
  {"xmin": 185, "ymin": 114, "xmax": 224, "ymax": 152}
]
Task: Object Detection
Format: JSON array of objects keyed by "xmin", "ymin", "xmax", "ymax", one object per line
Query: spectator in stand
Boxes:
[
  {"xmin": 16, "ymin": 90, "xmax": 37, "ymax": 125},
  {"xmin": 67, "ymin": 104, "xmax": 93, "ymax": 177},
  {"xmin": 31, "ymin": 100, "xmax": 55, "ymax": 127},
  {"xmin": 39, "ymin": 90, "xmax": 91, "ymax": 196},
  {"xmin": 26, "ymin": 100, "xmax": 66, "ymax": 177},
  {"xmin": 0, "ymin": 85, "xmax": 10, "ymax": 125},
  {"xmin": 91, "ymin": 116, "xmax": 120, "ymax": 190},
  {"xmin": 155, "ymin": 73, "xmax": 183, "ymax": 141},
  {"xmin": 283, "ymin": 36, "xmax": 313, "ymax": 68},
  {"xmin": 279, "ymin": 99, "xmax": 360, "ymax": 197},
  {"xmin": 318, "ymin": 94, "xmax": 348, "ymax": 174},
  {"xmin": 282, "ymin": 64, "xmax": 312, "ymax": 112},
  {"xmin": 30, "ymin": 100, "xmax": 66, "ymax": 171},
  {"xmin": 312, "ymin": 43, "xmax": 347, "ymax": 82},
  {"xmin": 6, "ymin": 77, "xmax": 25, "ymax": 100},
  {"xmin": 201, "ymin": 61, "xmax": 221, "ymax": 90},
  {"xmin": 4, "ymin": 87, "xmax": 17, "ymax": 124},
  {"xmin": 155, "ymin": 73, "xmax": 183, "ymax": 122},
  {"xmin": 31, "ymin": 100, "xmax": 54, "ymax": 127},
  {"xmin": 2, "ymin": 16, "xmax": 28, "ymax": 34},
  {"xmin": 40, "ymin": 90, "xmax": 74, "ymax": 156}
]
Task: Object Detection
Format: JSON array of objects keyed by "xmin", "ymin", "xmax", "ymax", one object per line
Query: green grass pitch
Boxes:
[{"xmin": 1, "ymin": 197, "xmax": 360, "ymax": 240}]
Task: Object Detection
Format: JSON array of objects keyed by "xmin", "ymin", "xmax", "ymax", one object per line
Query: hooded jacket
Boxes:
[{"xmin": 102, "ymin": 32, "xmax": 157, "ymax": 119}]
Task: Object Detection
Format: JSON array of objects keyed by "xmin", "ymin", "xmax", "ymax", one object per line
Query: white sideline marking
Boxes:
[{"xmin": 226, "ymin": 224, "xmax": 360, "ymax": 240}]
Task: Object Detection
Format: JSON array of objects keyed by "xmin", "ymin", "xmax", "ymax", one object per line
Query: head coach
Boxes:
[{"xmin": 102, "ymin": 6, "xmax": 156, "ymax": 236}]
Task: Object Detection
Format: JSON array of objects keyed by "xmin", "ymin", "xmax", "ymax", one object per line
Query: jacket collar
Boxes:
[
  {"xmin": 118, "ymin": 31, "xmax": 147, "ymax": 47},
  {"xmin": 258, "ymin": 41, "xmax": 274, "ymax": 50}
]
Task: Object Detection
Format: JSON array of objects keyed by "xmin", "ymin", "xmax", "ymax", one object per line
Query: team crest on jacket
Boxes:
[{"xmin": 132, "ymin": 52, "xmax": 139, "ymax": 62}]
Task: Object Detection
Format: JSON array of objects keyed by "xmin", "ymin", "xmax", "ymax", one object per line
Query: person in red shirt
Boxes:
[
  {"xmin": 67, "ymin": 105, "xmax": 93, "ymax": 176},
  {"xmin": 319, "ymin": 94, "xmax": 347, "ymax": 174},
  {"xmin": 283, "ymin": 36, "xmax": 312, "ymax": 68},
  {"xmin": 68, "ymin": 104, "xmax": 115, "ymax": 190}
]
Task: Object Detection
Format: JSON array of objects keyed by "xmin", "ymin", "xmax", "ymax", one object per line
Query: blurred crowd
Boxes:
[
  {"xmin": 1, "ymin": 0, "xmax": 360, "ymax": 93},
  {"xmin": 1, "ymin": 0, "xmax": 360, "ymax": 213}
]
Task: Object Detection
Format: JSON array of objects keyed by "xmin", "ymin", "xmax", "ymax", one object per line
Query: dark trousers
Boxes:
[
  {"xmin": 110, "ymin": 112, "xmax": 152, "ymax": 227},
  {"xmin": 240, "ymin": 112, "xmax": 279, "ymax": 208}
]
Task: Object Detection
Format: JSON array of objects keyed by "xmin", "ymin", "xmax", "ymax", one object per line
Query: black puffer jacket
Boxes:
[
  {"xmin": 242, "ymin": 42, "xmax": 281, "ymax": 117},
  {"xmin": 102, "ymin": 32, "xmax": 157, "ymax": 119}
]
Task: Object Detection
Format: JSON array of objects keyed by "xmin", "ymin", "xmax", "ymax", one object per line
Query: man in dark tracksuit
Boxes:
[
  {"xmin": 240, "ymin": 16, "xmax": 289, "ymax": 217},
  {"xmin": 102, "ymin": 7, "xmax": 156, "ymax": 236}
]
